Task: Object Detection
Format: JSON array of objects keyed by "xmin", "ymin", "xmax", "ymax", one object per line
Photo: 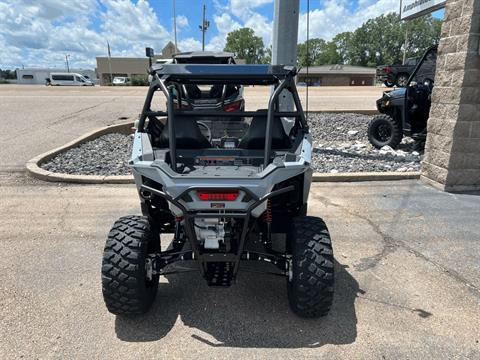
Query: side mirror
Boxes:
[{"xmin": 145, "ymin": 47, "xmax": 154, "ymax": 58}]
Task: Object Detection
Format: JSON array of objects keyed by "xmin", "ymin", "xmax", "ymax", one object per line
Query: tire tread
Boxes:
[
  {"xmin": 288, "ymin": 216, "xmax": 334, "ymax": 318},
  {"xmin": 101, "ymin": 215, "xmax": 158, "ymax": 315}
]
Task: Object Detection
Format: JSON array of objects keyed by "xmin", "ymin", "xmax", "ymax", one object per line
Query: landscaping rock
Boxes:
[{"xmin": 40, "ymin": 113, "xmax": 423, "ymax": 176}]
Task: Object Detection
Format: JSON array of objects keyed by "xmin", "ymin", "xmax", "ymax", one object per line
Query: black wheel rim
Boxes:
[
  {"xmin": 398, "ymin": 76, "xmax": 408, "ymax": 87},
  {"xmin": 376, "ymin": 124, "xmax": 392, "ymax": 142}
]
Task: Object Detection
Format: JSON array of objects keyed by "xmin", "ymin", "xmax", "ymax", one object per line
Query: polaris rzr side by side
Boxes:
[
  {"xmin": 368, "ymin": 46, "xmax": 437, "ymax": 149},
  {"xmin": 101, "ymin": 63, "xmax": 334, "ymax": 318}
]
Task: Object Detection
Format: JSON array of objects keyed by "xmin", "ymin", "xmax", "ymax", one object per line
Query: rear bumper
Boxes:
[{"xmin": 140, "ymin": 184, "xmax": 293, "ymax": 279}]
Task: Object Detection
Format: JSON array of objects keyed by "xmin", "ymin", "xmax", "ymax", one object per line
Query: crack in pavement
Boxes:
[
  {"xmin": 46, "ymin": 98, "xmax": 118, "ymax": 128},
  {"xmin": 313, "ymin": 193, "xmax": 480, "ymax": 297},
  {"xmin": 358, "ymin": 295, "xmax": 433, "ymax": 318}
]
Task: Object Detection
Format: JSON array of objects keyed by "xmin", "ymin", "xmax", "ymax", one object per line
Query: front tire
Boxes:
[
  {"xmin": 102, "ymin": 215, "xmax": 159, "ymax": 315},
  {"xmin": 396, "ymin": 74, "xmax": 409, "ymax": 87},
  {"xmin": 287, "ymin": 216, "xmax": 334, "ymax": 318},
  {"xmin": 368, "ymin": 114, "xmax": 403, "ymax": 149}
]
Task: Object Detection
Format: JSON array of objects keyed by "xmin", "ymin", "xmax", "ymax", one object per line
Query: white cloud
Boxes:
[
  {"xmin": 228, "ymin": 0, "xmax": 273, "ymax": 20},
  {"xmin": 204, "ymin": 13, "xmax": 241, "ymax": 51},
  {"xmin": 176, "ymin": 15, "xmax": 189, "ymax": 29},
  {"xmin": 178, "ymin": 37, "xmax": 202, "ymax": 52},
  {"xmin": 0, "ymin": 0, "xmax": 174, "ymax": 69},
  {"xmin": 0, "ymin": 0, "xmax": 402, "ymax": 69},
  {"xmin": 100, "ymin": 0, "xmax": 171, "ymax": 51},
  {"xmin": 298, "ymin": 0, "xmax": 399, "ymax": 42}
]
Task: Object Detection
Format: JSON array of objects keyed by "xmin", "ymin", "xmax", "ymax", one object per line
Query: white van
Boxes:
[{"xmin": 49, "ymin": 73, "xmax": 94, "ymax": 86}]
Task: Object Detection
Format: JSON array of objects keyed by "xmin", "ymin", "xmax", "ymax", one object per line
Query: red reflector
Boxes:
[
  {"xmin": 223, "ymin": 100, "xmax": 242, "ymax": 112},
  {"xmin": 197, "ymin": 190, "xmax": 239, "ymax": 201}
]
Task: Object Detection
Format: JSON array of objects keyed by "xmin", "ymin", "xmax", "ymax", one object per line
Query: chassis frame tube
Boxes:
[{"xmin": 140, "ymin": 184, "xmax": 294, "ymax": 279}]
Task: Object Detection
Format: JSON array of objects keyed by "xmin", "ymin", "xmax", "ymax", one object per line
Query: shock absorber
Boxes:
[
  {"xmin": 263, "ymin": 199, "xmax": 272, "ymax": 248},
  {"xmin": 173, "ymin": 216, "xmax": 184, "ymax": 250},
  {"xmin": 262, "ymin": 199, "xmax": 272, "ymax": 223}
]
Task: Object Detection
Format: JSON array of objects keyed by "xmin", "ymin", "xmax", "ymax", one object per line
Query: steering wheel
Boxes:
[{"xmin": 197, "ymin": 121, "xmax": 212, "ymax": 142}]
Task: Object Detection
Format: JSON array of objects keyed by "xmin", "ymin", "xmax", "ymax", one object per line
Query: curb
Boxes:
[
  {"xmin": 307, "ymin": 109, "xmax": 378, "ymax": 115},
  {"xmin": 26, "ymin": 116, "xmax": 420, "ymax": 185},
  {"xmin": 312, "ymin": 171, "xmax": 420, "ymax": 182},
  {"xmin": 26, "ymin": 122, "xmax": 135, "ymax": 184}
]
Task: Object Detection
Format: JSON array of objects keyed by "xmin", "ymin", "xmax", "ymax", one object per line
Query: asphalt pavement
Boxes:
[
  {"xmin": 0, "ymin": 174, "xmax": 479, "ymax": 359},
  {"xmin": 0, "ymin": 84, "xmax": 479, "ymax": 359}
]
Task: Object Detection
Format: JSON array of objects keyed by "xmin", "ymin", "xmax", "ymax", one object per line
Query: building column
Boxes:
[
  {"xmin": 421, "ymin": 0, "xmax": 480, "ymax": 192},
  {"xmin": 271, "ymin": 0, "xmax": 299, "ymax": 111}
]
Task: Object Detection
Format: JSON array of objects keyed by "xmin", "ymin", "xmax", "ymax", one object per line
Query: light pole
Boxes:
[
  {"xmin": 271, "ymin": 0, "xmax": 299, "ymax": 111},
  {"xmin": 173, "ymin": 0, "xmax": 178, "ymax": 51},
  {"xmin": 65, "ymin": 54, "xmax": 70, "ymax": 72}
]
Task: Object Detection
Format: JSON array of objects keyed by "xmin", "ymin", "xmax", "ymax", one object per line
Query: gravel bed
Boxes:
[
  {"xmin": 40, "ymin": 113, "xmax": 423, "ymax": 175},
  {"xmin": 41, "ymin": 133, "xmax": 133, "ymax": 176},
  {"xmin": 308, "ymin": 113, "xmax": 423, "ymax": 173}
]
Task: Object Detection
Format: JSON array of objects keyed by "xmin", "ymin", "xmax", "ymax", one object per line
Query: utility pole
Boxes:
[
  {"xmin": 65, "ymin": 54, "xmax": 70, "ymax": 72},
  {"xmin": 403, "ymin": 25, "xmax": 409, "ymax": 64},
  {"xmin": 107, "ymin": 41, "xmax": 113, "ymax": 85},
  {"xmin": 199, "ymin": 4, "xmax": 210, "ymax": 51},
  {"xmin": 173, "ymin": 0, "xmax": 177, "ymax": 51},
  {"xmin": 271, "ymin": 0, "xmax": 299, "ymax": 111}
]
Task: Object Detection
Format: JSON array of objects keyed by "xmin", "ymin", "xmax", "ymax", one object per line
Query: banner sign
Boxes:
[{"xmin": 400, "ymin": 0, "xmax": 446, "ymax": 20}]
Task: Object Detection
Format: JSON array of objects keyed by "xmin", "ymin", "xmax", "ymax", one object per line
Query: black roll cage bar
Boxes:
[{"xmin": 137, "ymin": 66, "xmax": 309, "ymax": 171}]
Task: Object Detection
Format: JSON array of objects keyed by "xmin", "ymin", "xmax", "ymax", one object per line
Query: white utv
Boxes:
[{"xmin": 101, "ymin": 63, "xmax": 334, "ymax": 318}]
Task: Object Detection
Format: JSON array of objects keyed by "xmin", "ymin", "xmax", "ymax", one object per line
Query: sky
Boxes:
[{"xmin": 0, "ymin": 0, "xmax": 444, "ymax": 70}]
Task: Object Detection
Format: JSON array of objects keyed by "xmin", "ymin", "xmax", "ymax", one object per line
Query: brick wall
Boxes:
[{"xmin": 421, "ymin": 0, "xmax": 480, "ymax": 191}]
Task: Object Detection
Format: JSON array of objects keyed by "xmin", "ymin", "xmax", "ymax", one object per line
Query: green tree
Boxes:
[
  {"xmin": 296, "ymin": 13, "xmax": 442, "ymax": 68},
  {"xmin": 261, "ymin": 45, "xmax": 272, "ymax": 64},
  {"xmin": 297, "ymin": 38, "xmax": 327, "ymax": 67},
  {"xmin": 224, "ymin": 28, "xmax": 265, "ymax": 64},
  {"xmin": 331, "ymin": 32, "xmax": 353, "ymax": 64},
  {"xmin": 347, "ymin": 12, "xmax": 441, "ymax": 67}
]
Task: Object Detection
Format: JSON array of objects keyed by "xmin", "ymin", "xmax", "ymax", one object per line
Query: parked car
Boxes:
[
  {"xmin": 112, "ymin": 76, "xmax": 131, "ymax": 85},
  {"xmin": 368, "ymin": 46, "xmax": 437, "ymax": 149},
  {"xmin": 376, "ymin": 57, "xmax": 418, "ymax": 87},
  {"xmin": 48, "ymin": 73, "xmax": 94, "ymax": 86}
]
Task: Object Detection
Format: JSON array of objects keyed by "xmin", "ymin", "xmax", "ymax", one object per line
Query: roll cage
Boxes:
[{"xmin": 137, "ymin": 64, "xmax": 309, "ymax": 171}]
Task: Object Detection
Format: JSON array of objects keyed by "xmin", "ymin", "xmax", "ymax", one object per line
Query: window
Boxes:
[
  {"xmin": 412, "ymin": 50, "xmax": 437, "ymax": 84},
  {"xmin": 52, "ymin": 74, "xmax": 74, "ymax": 81},
  {"xmin": 405, "ymin": 58, "xmax": 417, "ymax": 66},
  {"xmin": 22, "ymin": 74, "xmax": 34, "ymax": 79}
]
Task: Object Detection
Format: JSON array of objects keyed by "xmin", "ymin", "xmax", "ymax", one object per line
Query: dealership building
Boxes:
[
  {"xmin": 96, "ymin": 42, "xmax": 178, "ymax": 85},
  {"xmin": 296, "ymin": 65, "xmax": 376, "ymax": 86}
]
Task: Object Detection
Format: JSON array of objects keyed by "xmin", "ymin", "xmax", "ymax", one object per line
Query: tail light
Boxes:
[
  {"xmin": 223, "ymin": 100, "xmax": 243, "ymax": 112},
  {"xmin": 384, "ymin": 66, "xmax": 392, "ymax": 74},
  {"xmin": 197, "ymin": 190, "xmax": 239, "ymax": 201}
]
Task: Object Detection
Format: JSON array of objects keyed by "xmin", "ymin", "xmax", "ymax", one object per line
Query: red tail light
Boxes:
[
  {"xmin": 223, "ymin": 100, "xmax": 243, "ymax": 112},
  {"xmin": 197, "ymin": 190, "xmax": 239, "ymax": 201},
  {"xmin": 384, "ymin": 66, "xmax": 392, "ymax": 74}
]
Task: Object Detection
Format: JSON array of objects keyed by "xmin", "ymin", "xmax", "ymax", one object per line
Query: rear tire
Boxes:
[
  {"xmin": 287, "ymin": 216, "xmax": 334, "ymax": 318},
  {"xmin": 102, "ymin": 215, "xmax": 159, "ymax": 315},
  {"xmin": 368, "ymin": 114, "xmax": 403, "ymax": 149}
]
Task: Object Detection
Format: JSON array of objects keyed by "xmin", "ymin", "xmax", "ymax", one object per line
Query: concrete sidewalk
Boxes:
[{"xmin": 1, "ymin": 174, "xmax": 479, "ymax": 359}]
